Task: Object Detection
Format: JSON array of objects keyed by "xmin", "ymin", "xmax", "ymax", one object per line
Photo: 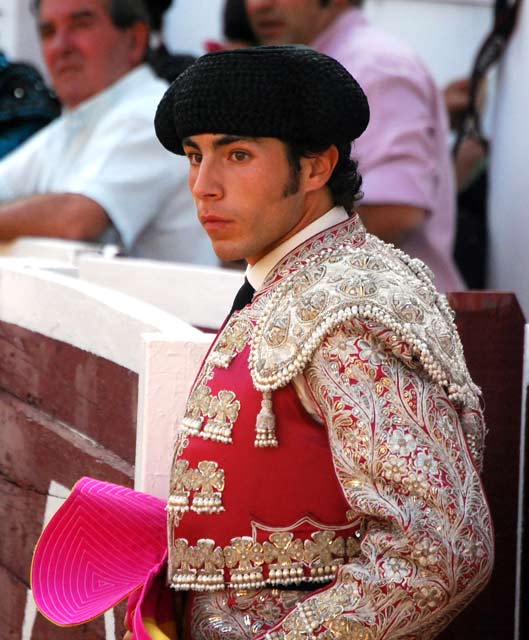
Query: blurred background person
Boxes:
[
  {"xmin": 205, "ymin": 0, "xmax": 258, "ymax": 51},
  {"xmin": 0, "ymin": 50, "xmax": 60, "ymax": 159},
  {"xmin": 0, "ymin": 0, "xmax": 216, "ymax": 266},
  {"xmin": 145, "ymin": 0, "xmax": 197, "ymax": 81}
]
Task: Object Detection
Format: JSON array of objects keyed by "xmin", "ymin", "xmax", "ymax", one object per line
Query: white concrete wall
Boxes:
[
  {"xmin": 136, "ymin": 333, "xmax": 212, "ymax": 497},
  {"xmin": 0, "ymin": 0, "xmax": 45, "ymax": 72},
  {"xmin": 78, "ymin": 256, "xmax": 243, "ymax": 329},
  {"xmin": 488, "ymin": 0, "xmax": 529, "ymax": 317},
  {"xmin": 365, "ymin": 0, "xmax": 492, "ymax": 88},
  {"xmin": 0, "ymin": 263, "xmax": 201, "ymax": 372}
]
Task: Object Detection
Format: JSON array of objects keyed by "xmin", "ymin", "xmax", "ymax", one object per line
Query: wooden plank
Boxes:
[
  {"xmin": 0, "ymin": 320, "xmax": 138, "ymax": 465},
  {"xmin": 439, "ymin": 292, "xmax": 526, "ymax": 639}
]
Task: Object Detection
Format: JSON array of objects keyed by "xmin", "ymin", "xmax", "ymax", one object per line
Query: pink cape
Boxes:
[{"xmin": 31, "ymin": 477, "xmax": 168, "ymax": 638}]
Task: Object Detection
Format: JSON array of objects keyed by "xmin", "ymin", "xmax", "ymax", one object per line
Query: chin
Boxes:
[{"xmin": 211, "ymin": 244, "xmax": 245, "ymax": 264}]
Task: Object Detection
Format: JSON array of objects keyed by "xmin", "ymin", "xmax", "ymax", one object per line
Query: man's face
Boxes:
[
  {"xmin": 183, "ymin": 134, "xmax": 313, "ymax": 264},
  {"xmin": 38, "ymin": 0, "xmax": 141, "ymax": 108},
  {"xmin": 245, "ymin": 0, "xmax": 334, "ymax": 45}
]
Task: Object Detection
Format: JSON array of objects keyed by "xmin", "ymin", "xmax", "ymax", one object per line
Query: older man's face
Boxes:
[{"xmin": 38, "ymin": 0, "xmax": 143, "ymax": 108}]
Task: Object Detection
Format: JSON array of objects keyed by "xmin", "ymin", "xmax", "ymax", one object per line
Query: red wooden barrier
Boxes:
[
  {"xmin": 0, "ymin": 320, "xmax": 136, "ymax": 639},
  {"xmin": 439, "ymin": 292, "xmax": 526, "ymax": 640}
]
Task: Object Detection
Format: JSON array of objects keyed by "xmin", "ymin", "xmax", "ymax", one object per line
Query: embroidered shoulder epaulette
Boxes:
[{"xmin": 249, "ymin": 234, "xmax": 479, "ymax": 409}]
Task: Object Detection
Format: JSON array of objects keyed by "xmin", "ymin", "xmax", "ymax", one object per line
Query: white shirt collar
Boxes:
[{"xmin": 246, "ymin": 207, "xmax": 349, "ymax": 290}]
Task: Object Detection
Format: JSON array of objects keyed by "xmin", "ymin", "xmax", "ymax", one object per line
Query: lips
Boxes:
[
  {"xmin": 53, "ymin": 64, "xmax": 82, "ymax": 77},
  {"xmin": 199, "ymin": 213, "xmax": 232, "ymax": 233}
]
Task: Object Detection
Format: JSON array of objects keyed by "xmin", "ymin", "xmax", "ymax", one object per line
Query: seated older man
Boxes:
[{"xmin": 0, "ymin": 0, "xmax": 215, "ymax": 265}]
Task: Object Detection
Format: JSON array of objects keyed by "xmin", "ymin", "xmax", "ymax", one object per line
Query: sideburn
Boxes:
[{"xmin": 282, "ymin": 145, "xmax": 302, "ymax": 198}]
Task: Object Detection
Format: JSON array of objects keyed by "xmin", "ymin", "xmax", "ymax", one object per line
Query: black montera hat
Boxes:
[{"xmin": 155, "ymin": 45, "xmax": 370, "ymax": 155}]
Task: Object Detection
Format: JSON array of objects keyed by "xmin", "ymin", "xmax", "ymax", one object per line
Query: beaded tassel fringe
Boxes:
[{"xmin": 255, "ymin": 390, "xmax": 278, "ymax": 447}]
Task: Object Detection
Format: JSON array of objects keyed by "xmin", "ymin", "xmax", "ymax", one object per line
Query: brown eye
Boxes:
[{"xmin": 231, "ymin": 150, "xmax": 250, "ymax": 162}]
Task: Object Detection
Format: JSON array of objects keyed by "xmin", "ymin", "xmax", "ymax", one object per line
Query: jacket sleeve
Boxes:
[{"xmin": 258, "ymin": 320, "xmax": 493, "ymax": 640}]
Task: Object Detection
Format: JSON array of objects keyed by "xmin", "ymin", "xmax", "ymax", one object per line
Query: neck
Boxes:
[{"xmin": 303, "ymin": 189, "xmax": 336, "ymax": 226}]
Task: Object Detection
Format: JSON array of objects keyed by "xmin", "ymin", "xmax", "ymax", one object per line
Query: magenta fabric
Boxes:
[
  {"xmin": 31, "ymin": 477, "xmax": 167, "ymax": 628},
  {"xmin": 312, "ymin": 9, "xmax": 464, "ymax": 292}
]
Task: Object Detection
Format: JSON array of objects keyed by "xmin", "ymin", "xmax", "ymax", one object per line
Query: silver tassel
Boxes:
[{"xmin": 255, "ymin": 390, "xmax": 278, "ymax": 447}]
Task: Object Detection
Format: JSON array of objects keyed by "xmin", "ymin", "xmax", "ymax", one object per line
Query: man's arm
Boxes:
[
  {"xmin": 357, "ymin": 204, "xmax": 426, "ymax": 245},
  {"xmin": 0, "ymin": 193, "xmax": 109, "ymax": 241},
  {"xmin": 260, "ymin": 320, "xmax": 493, "ymax": 639}
]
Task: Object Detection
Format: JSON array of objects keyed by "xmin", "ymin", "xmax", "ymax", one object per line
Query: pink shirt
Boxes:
[{"xmin": 312, "ymin": 9, "xmax": 464, "ymax": 292}]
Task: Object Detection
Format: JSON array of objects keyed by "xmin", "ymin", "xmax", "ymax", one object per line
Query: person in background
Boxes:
[
  {"xmin": 0, "ymin": 0, "xmax": 216, "ymax": 265},
  {"xmin": 204, "ymin": 0, "xmax": 258, "ymax": 51},
  {"xmin": 245, "ymin": 0, "xmax": 465, "ymax": 292},
  {"xmin": 0, "ymin": 51, "xmax": 60, "ymax": 159},
  {"xmin": 145, "ymin": 0, "xmax": 197, "ymax": 82}
]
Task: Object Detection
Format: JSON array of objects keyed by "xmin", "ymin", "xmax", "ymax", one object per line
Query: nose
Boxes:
[
  {"xmin": 246, "ymin": 0, "xmax": 274, "ymax": 12},
  {"xmin": 190, "ymin": 159, "xmax": 223, "ymax": 201},
  {"xmin": 44, "ymin": 27, "xmax": 74, "ymax": 58}
]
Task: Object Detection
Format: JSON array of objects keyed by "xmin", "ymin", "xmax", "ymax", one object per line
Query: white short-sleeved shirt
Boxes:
[
  {"xmin": 312, "ymin": 9, "xmax": 464, "ymax": 292},
  {"xmin": 0, "ymin": 64, "xmax": 218, "ymax": 266}
]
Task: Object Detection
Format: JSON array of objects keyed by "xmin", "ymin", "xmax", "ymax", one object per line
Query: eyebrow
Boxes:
[
  {"xmin": 182, "ymin": 135, "xmax": 262, "ymax": 151},
  {"xmin": 39, "ymin": 10, "xmax": 96, "ymax": 31}
]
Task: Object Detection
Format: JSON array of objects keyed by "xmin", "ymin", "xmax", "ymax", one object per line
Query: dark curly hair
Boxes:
[{"xmin": 284, "ymin": 142, "xmax": 363, "ymax": 215}]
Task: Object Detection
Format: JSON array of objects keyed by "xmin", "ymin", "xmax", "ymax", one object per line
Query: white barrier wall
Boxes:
[
  {"xmin": 78, "ymin": 256, "xmax": 243, "ymax": 328},
  {"xmin": 0, "ymin": 263, "xmax": 201, "ymax": 371},
  {"xmin": 488, "ymin": 0, "xmax": 529, "ymax": 317},
  {"xmin": 136, "ymin": 333, "xmax": 212, "ymax": 497}
]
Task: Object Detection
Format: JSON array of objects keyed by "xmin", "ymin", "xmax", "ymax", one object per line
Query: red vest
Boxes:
[{"xmin": 167, "ymin": 341, "xmax": 361, "ymax": 591}]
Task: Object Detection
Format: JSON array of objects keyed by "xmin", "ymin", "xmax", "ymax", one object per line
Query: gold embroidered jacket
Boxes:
[{"xmin": 169, "ymin": 216, "xmax": 493, "ymax": 640}]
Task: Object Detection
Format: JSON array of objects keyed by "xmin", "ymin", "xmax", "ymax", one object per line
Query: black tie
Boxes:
[{"xmin": 229, "ymin": 277, "xmax": 255, "ymax": 316}]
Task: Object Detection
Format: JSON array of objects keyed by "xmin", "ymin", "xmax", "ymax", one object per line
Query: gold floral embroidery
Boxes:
[
  {"xmin": 304, "ymin": 531, "xmax": 345, "ymax": 581},
  {"xmin": 167, "ymin": 459, "xmax": 192, "ymax": 513},
  {"xmin": 170, "ymin": 538, "xmax": 197, "ymax": 589},
  {"xmin": 296, "ymin": 290, "xmax": 328, "ymax": 322},
  {"xmin": 188, "ymin": 461, "xmax": 225, "ymax": 513},
  {"xmin": 190, "ymin": 588, "xmax": 309, "ymax": 640},
  {"xmin": 168, "ymin": 531, "xmax": 360, "ymax": 591},
  {"xmin": 182, "ymin": 384, "xmax": 240, "ymax": 443},
  {"xmin": 209, "ymin": 317, "xmax": 253, "ymax": 368},
  {"xmin": 323, "ymin": 619, "xmax": 373, "ymax": 640},
  {"xmin": 192, "ymin": 539, "xmax": 225, "ymax": 590},
  {"xmin": 225, "ymin": 536, "xmax": 265, "ymax": 588},
  {"xmin": 263, "ymin": 533, "xmax": 305, "ymax": 585},
  {"xmin": 203, "ymin": 389, "xmax": 240, "ymax": 442},
  {"xmin": 182, "ymin": 384, "xmax": 212, "ymax": 433},
  {"xmin": 168, "ymin": 460, "xmax": 225, "ymax": 515}
]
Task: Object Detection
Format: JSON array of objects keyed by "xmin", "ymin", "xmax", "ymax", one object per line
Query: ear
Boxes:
[
  {"xmin": 127, "ymin": 21, "xmax": 150, "ymax": 66},
  {"xmin": 301, "ymin": 145, "xmax": 339, "ymax": 194}
]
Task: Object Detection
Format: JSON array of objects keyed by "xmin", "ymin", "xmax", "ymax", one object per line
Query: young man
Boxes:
[
  {"xmin": 245, "ymin": 0, "xmax": 465, "ymax": 292},
  {"xmin": 0, "ymin": 0, "xmax": 215, "ymax": 264},
  {"xmin": 32, "ymin": 47, "xmax": 492, "ymax": 639}
]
